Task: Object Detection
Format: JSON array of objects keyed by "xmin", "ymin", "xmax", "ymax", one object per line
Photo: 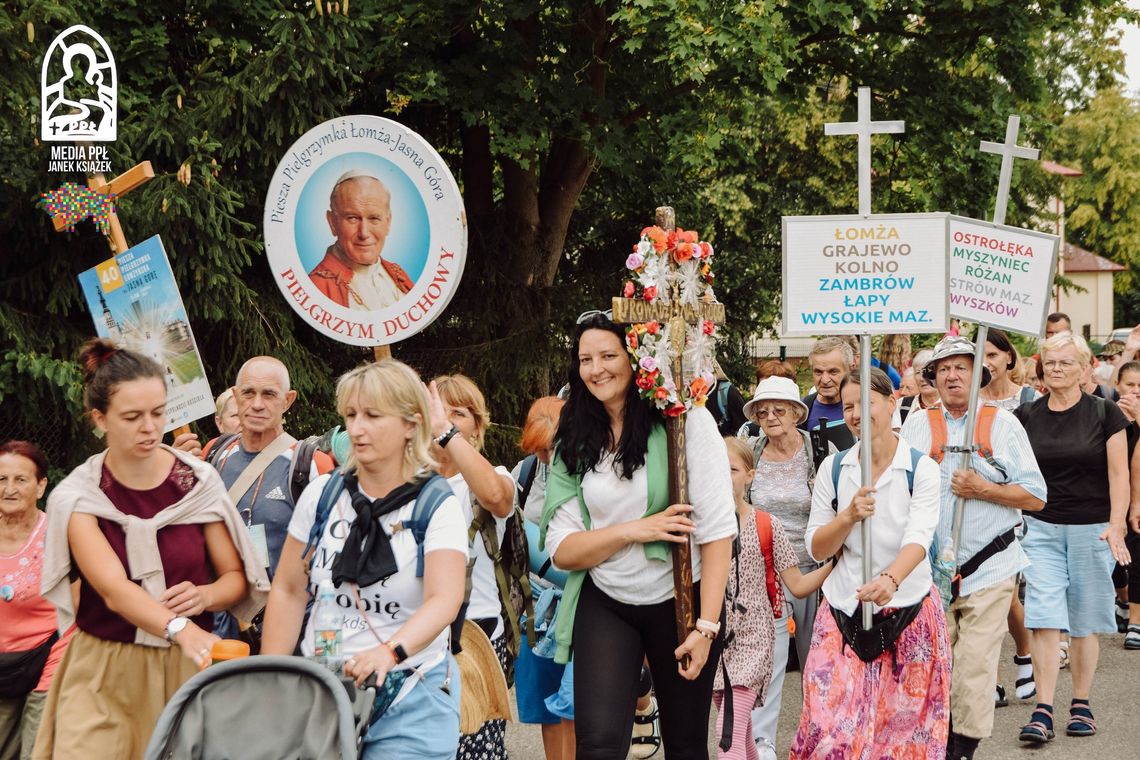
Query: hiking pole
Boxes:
[{"xmin": 949, "ymin": 324, "xmax": 988, "ymax": 589}]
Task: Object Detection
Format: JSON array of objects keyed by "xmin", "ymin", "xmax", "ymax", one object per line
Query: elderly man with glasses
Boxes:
[{"xmin": 900, "ymin": 336, "xmax": 1047, "ymax": 760}]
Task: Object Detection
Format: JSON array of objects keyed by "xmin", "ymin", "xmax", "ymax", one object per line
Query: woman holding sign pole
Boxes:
[
  {"xmin": 539, "ymin": 311, "xmax": 736, "ymax": 760},
  {"xmin": 790, "ymin": 368, "xmax": 949, "ymax": 759}
]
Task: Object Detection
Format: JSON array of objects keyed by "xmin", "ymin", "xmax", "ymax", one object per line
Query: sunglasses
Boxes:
[{"xmin": 576, "ymin": 309, "xmax": 613, "ymax": 324}]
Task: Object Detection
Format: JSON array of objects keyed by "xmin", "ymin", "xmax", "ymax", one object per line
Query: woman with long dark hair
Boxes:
[{"xmin": 539, "ymin": 312, "xmax": 736, "ymax": 759}]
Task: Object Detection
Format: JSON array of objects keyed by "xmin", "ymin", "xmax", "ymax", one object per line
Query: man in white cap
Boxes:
[
  {"xmin": 308, "ymin": 170, "xmax": 413, "ymax": 309},
  {"xmin": 900, "ymin": 335, "xmax": 1047, "ymax": 760}
]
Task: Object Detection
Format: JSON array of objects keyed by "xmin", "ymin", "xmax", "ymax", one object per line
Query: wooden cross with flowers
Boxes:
[{"xmin": 612, "ymin": 206, "xmax": 725, "ymax": 661}]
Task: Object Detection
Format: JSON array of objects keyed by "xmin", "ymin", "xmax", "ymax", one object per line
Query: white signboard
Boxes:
[
  {"xmin": 781, "ymin": 213, "xmax": 950, "ymax": 336},
  {"xmin": 264, "ymin": 115, "xmax": 467, "ymax": 346},
  {"xmin": 948, "ymin": 216, "xmax": 1059, "ymax": 337}
]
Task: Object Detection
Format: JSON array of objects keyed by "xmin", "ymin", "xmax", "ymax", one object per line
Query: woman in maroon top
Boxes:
[{"xmin": 32, "ymin": 341, "xmax": 249, "ymax": 760}]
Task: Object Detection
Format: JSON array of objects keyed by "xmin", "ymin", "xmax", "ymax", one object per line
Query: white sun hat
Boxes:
[{"xmin": 742, "ymin": 376, "xmax": 809, "ymax": 425}]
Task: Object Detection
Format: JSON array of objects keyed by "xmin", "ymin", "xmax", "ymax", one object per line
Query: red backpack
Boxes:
[{"xmin": 754, "ymin": 511, "xmax": 787, "ymax": 626}]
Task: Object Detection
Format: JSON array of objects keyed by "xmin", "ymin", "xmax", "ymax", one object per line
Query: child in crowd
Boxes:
[{"xmin": 714, "ymin": 438, "xmax": 832, "ymax": 760}]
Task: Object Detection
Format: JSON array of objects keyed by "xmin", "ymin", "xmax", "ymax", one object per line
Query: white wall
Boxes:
[{"xmin": 1059, "ymin": 271, "xmax": 1116, "ymax": 340}]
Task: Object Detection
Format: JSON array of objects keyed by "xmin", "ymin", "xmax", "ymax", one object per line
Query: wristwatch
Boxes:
[
  {"xmin": 436, "ymin": 425, "xmax": 460, "ymax": 448},
  {"xmin": 386, "ymin": 641, "xmax": 408, "ymax": 664},
  {"xmin": 165, "ymin": 616, "xmax": 190, "ymax": 642}
]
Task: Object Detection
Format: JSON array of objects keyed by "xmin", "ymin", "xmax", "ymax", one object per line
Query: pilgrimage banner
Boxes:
[
  {"xmin": 947, "ymin": 216, "xmax": 1059, "ymax": 337},
  {"xmin": 77, "ymin": 235, "xmax": 214, "ymax": 431},
  {"xmin": 263, "ymin": 115, "xmax": 467, "ymax": 346},
  {"xmin": 781, "ymin": 213, "xmax": 950, "ymax": 336}
]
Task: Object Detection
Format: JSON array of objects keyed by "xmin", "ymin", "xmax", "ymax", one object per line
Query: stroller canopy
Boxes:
[{"xmin": 144, "ymin": 655, "xmax": 358, "ymax": 760}]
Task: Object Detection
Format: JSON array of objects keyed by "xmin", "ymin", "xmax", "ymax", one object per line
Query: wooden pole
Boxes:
[{"xmin": 655, "ymin": 206, "xmax": 696, "ymax": 668}]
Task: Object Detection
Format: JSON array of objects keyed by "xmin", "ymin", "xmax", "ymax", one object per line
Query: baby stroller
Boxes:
[{"xmin": 143, "ymin": 655, "xmax": 376, "ymax": 760}]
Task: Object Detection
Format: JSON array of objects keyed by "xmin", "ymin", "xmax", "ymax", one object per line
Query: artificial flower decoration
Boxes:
[{"xmin": 622, "ymin": 227, "xmax": 719, "ymax": 416}]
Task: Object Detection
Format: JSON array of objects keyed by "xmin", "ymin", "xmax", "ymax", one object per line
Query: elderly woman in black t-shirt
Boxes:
[{"xmin": 1014, "ymin": 332, "xmax": 1131, "ymax": 745}]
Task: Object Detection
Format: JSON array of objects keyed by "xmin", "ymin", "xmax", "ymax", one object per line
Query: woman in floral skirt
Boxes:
[{"xmin": 790, "ymin": 368, "xmax": 950, "ymax": 758}]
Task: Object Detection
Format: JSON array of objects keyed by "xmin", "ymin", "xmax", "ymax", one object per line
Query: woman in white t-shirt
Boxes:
[
  {"xmin": 539, "ymin": 312, "xmax": 737, "ymax": 759},
  {"xmin": 428, "ymin": 373, "xmax": 517, "ymax": 760},
  {"xmin": 262, "ymin": 360, "xmax": 467, "ymax": 760}
]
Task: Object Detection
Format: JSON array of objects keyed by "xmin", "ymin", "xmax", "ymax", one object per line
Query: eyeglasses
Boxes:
[
  {"xmin": 754, "ymin": 406, "xmax": 788, "ymax": 419},
  {"xmin": 1042, "ymin": 360, "xmax": 1079, "ymax": 371},
  {"xmin": 576, "ymin": 309, "xmax": 613, "ymax": 324}
]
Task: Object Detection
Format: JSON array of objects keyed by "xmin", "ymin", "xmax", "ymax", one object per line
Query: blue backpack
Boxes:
[
  {"xmin": 829, "ymin": 445, "xmax": 924, "ymax": 511},
  {"xmin": 302, "ymin": 470, "xmax": 455, "ymax": 578}
]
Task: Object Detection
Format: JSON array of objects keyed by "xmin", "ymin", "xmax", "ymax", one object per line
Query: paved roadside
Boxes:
[{"xmin": 506, "ymin": 631, "xmax": 1140, "ymax": 758}]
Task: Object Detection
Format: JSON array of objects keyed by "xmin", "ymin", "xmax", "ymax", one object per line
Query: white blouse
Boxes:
[
  {"xmin": 545, "ymin": 407, "xmax": 738, "ymax": 605},
  {"xmin": 804, "ymin": 435, "xmax": 940, "ymax": 615}
]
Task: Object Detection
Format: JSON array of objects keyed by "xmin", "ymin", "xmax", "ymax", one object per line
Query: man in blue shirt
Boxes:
[{"xmin": 901, "ymin": 336, "xmax": 1047, "ymax": 760}]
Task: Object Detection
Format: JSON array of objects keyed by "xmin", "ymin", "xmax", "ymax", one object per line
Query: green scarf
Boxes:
[{"xmin": 538, "ymin": 423, "xmax": 668, "ymax": 664}]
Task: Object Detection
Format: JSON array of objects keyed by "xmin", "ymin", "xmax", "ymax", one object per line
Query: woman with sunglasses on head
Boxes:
[
  {"xmin": 33, "ymin": 340, "xmax": 266, "ymax": 760},
  {"xmin": 539, "ymin": 311, "xmax": 737, "ymax": 760},
  {"xmin": 1013, "ymin": 333, "xmax": 1132, "ymax": 744}
]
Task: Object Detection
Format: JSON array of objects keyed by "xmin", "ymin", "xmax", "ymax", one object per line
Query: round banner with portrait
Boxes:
[{"xmin": 263, "ymin": 115, "xmax": 467, "ymax": 346}]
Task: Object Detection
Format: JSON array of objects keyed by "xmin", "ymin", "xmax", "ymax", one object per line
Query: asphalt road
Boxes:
[{"xmin": 505, "ymin": 631, "xmax": 1140, "ymax": 759}]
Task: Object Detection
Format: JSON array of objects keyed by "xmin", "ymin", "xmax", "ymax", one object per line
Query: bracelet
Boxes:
[
  {"xmin": 694, "ymin": 628, "xmax": 716, "ymax": 641},
  {"xmin": 695, "ymin": 618, "xmax": 721, "ymax": 637},
  {"xmin": 879, "ymin": 571, "xmax": 900, "ymax": 591},
  {"xmin": 436, "ymin": 425, "xmax": 460, "ymax": 448}
]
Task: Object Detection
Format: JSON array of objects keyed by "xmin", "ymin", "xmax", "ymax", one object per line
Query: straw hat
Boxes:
[
  {"xmin": 456, "ymin": 620, "xmax": 512, "ymax": 734},
  {"xmin": 742, "ymin": 376, "xmax": 809, "ymax": 424}
]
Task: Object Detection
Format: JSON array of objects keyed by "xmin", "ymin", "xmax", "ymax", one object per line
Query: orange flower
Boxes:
[
  {"xmin": 645, "ymin": 321, "xmax": 660, "ymax": 334},
  {"xmin": 654, "ymin": 386, "xmax": 669, "ymax": 400},
  {"xmin": 643, "ymin": 226, "xmax": 668, "ymax": 252},
  {"xmin": 674, "ymin": 242, "xmax": 694, "ymax": 262}
]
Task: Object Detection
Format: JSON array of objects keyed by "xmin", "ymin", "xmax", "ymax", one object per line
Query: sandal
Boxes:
[
  {"xmin": 995, "ymin": 684, "xmax": 1009, "ymax": 708},
  {"xmin": 629, "ymin": 696, "xmax": 661, "ymax": 759},
  {"xmin": 1067, "ymin": 704, "xmax": 1097, "ymax": 737},
  {"xmin": 1019, "ymin": 707, "xmax": 1054, "ymax": 744}
]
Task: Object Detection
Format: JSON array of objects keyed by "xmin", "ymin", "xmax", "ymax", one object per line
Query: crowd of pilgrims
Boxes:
[{"xmin": 3, "ymin": 309, "xmax": 1139, "ymax": 760}]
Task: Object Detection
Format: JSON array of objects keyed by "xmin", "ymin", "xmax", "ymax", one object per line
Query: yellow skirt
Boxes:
[{"xmin": 31, "ymin": 630, "xmax": 197, "ymax": 760}]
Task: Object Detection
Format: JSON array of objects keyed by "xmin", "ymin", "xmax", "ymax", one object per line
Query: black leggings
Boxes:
[{"xmin": 573, "ymin": 575, "xmax": 722, "ymax": 760}]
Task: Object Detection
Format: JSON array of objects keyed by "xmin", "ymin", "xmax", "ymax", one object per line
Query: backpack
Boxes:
[
  {"xmin": 750, "ymin": 429, "xmax": 820, "ymax": 490},
  {"xmin": 753, "ymin": 511, "xmax": 783, "ymax": 620},
  {"xmin": 205, "ymin": 433, "xmax": 334, "ymax": 505},
  {"xmin": 516, "ymin": 455, "xmax": 540, "ymax": 515},
  {"xmin": 829, "ymin": 445, "xmax": 923, "ymax": 511},
  {"xmin": 924, "ymin": 406, "xmax": 1007, "ymax": 482},
  {"xmin": 302, "ymin": 470, "xmax": 455, "ymax": 579},
  {"xmin": 467, "ymin": 493, "xmax": 536, "ymax": 680}
]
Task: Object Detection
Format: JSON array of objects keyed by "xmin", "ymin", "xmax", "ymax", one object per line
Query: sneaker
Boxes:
[
  {"xmin": 756, "ymin": 739, "xmax": 778, "ymax": 760},
  {"xmin": 629, "ymin": 696, "xmax": 661, "ymax": 759},
  {"xmin": 1125, "ymin": 624, "xmax": 1140, "ymax": 650},
  {"xmin": 995, "ymin": 684, "xmax": 1009, "ymax": 707}
]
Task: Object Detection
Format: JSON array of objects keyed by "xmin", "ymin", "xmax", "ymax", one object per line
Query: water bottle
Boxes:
[
  {"xmin": 931, "ymin": 538, "xmax": 956, "ymax": 610},
  {"xmin": 312, "ymin": 579, "xmax": 343, "ymax": 671}
]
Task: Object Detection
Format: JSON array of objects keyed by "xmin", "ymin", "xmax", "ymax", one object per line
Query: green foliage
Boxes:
[
  {"xmin": 0, "ymin": 0, "xmax": 1130, "ymax": 473},
  {"xmin": 1049, "ymin": 87, "xmax": 1140, "ymax": 326}
]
